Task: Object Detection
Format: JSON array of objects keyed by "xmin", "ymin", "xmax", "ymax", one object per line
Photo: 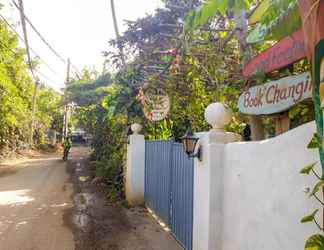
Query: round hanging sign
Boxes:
[{"xmin": 142, "ymin": 88, "xmax": 170, "ymax": 122}]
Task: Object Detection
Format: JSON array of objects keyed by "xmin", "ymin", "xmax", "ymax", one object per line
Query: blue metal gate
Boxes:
[
  {"xmin": 170, "ymin": 143, "xmax": 194, "ymax": 250},
  {"xmin": 145, "ymin": 140, "xmax": 172, "ymax": 224},
  {"xmin": 145, "ymin": 140, "xmax": 194, "ymax": 250}
]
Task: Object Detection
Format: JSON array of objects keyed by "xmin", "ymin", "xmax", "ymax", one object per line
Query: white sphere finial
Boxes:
[
  {"xmin": 204, "ymin": 103, "xmax": 232, "ymax": 131},
  {"xmin": 131, "ymin": 123, "xmax": 142, "ymax": 134}
]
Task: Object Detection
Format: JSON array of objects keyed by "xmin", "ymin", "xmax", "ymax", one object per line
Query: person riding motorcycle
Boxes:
[{"xmin": 63, "ymin": 137, "xmax": 72, "ymax": 161}]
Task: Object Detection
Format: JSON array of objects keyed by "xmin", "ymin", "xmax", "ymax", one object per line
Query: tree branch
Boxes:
[
  {"xmin": 312, "ymin": 168, "xmax": 322, "ymax": 180},
  {"xmin": 313, "ymin": 194, "xmax": 324, "ymax": 206},
  {"xmin": 314, "ymin": 218, "xmax": 324, "ymax": 231}
]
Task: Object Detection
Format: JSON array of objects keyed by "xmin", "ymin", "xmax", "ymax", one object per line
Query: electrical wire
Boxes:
[
  {"xmin": 11, "ymin": 0, "xmax": 67, "ymax": 64},
  {"xmin": 70, "ymin": 62, "xmax": 82, "ymax": 79},
  {"xmin": 0, "ymin": 38, "xmax": 59, "ymax": 87},
  {"xmin": 16, "ymin": 0, "xmax": 35, "ymax": 80},
  {"xmin": 34, "ymin": 68, "xmax": 60, "ymax": 86},
  {"xmin": 11, "ymin": 0, "xmax": 82, "ymax": 79},
  {"xmin": 0, "ymin": 13, "xmax": 61, "ymax": 77}
]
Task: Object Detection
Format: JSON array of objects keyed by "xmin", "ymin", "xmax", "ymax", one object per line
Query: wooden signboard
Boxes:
[
  {"xmin": 243, "ymin": 29, "xmax": 306, "ymax": 78},
  {"xmin": 238, "ymin": 72, "xmax": 312, "ymax": 115},
  {"xmin": 143, "ymin": 88, "xmax": 170, "ymax": 122}
]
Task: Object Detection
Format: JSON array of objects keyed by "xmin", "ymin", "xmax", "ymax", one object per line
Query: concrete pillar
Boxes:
[
  {"xmin": 193, "ymin": 103, "xmax": 240, "ymax": 250},
  {"xmin": 51, "ymin": 130, "xmax": 57, "ymax": 146},
  {"xmin": 125, "ymin": 124, "xmax": 145, "ymax": 206}
]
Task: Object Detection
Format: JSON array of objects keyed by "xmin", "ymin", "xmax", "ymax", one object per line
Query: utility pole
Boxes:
[
  {"xmin": 63, "ymin": 58, "xmax": 71, "ymax": 140},
  {"xmin": 30, "ymin": 79, "xmax": 40, "ymax": 145},
  {"xmin": 66, "ymin": 58, "xmax": 71, "ymax": 85},
  {"xmin": 17, "ymin": 0, "xmax": 39, "ymax": 146},
  {"xmin": 110, "ymin": 0, "xmax": 126, "ymax": 66}
]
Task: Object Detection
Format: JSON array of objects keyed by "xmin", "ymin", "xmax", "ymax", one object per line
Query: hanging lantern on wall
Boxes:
[{"xmin": 181, "ymin": 127, "xmax": 202, "ymax": 161}]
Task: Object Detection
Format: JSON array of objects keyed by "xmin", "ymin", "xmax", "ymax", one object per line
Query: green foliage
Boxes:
[
  {"xmin": 267, "ymin": 0, "xmax": 301, "ymax": 41},
  {"xmin": 0, "ymin": 20, "xmax": 32, "ymax": 151},
  {"xmin": 308, "ymin": 134, "xmax": 320, "ymax": 149},
  {"xmin": 186, "ymin": 0, "xmax": 227, "ymax": 29},
  {"xmin": 247, "ymin": 0, "xmax": 301, "ymax": 43},
  {"xmin": 146, "ymin": 119, "xmax": 173, "ymax": 140},
  {"xmin": 65, "ymin": 71, "xmax": 112, "ymax": 106},
  {"xmin": 301, "ymin": 209, "xmax": 319, "ymax": 223},
  {"xmin": 301, "ymin": 135, "xmax": 324, "ymax": 247},
  {"xmin": 305, "ymin": 234, "xmax": 324, "ymax": 250},
  {"xmin": 185, "ymin": 0, "xmax": 253, "ymax": 30},
  {"xmin": 66, "ymin": 68, "xmax": 133, "ymax": 200},
  {"xmin": 310, "ymin": 181, "xmax": 324, "ymax": 197},
  {"xmin": 36, "ymin": 86, "xmax": 62, "ymax": 132},
  {"xmin": 288, "ymin": 102, "xmax": 315, "ymax": 130},
  {"xmin": 0, "ymin": 18, "xmax": 61, "ymax": 154},
  {"xmin": 300, "ymin": 163, "xmax": 317, "ymax": 175}
]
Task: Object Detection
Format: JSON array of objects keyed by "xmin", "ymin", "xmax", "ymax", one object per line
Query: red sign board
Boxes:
[
  {"xmin": 243, "ymin": 29, "xmax": 306, "ymax": 78},
  {"xmin": 298, "ymin": 0, "xmax": 324, "ymax": 59}
]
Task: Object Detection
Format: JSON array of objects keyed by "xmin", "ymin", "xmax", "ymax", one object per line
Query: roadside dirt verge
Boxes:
[
  {"xmin": 66, "ymin": 147, "xmax": 182, "ymax": 250},
  {"xmin": 0, "ymin": 148, "xmax": 62, "ymax": 178},
  {"xmin": 0, "ymin": 165, "xmax": 18, "ymax": 177}
]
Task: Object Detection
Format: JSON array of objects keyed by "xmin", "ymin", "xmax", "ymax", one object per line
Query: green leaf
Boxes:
[
  {"xmin": 310, "ymin": 181, "xmax": 324, "ymax": 197},
  {"xmin": 300, "ymin": 163, "xmax": 317, "ymax": 175},
  {"xmin": 247, "ymin": 0, "xmax": 301, "ymax": 43},
  {"xmin": 249, "ymin": 0, "xmax": 270, "ymax": 24},
  {"xmin": 305, "ymin": 234, "xmax": 324, "ymax": 250},
  {"xmin": 301, "ymin": 209, "xmax": 319, "ymax": 223},
  {"xmin": 185, "ymin": 0, "xmax": 229, "ymax": 30},
  {"xmin": 231, "ymin": 0, "xmax": 249, "ymax": 12},
  {"xmin": 161, "ymin": 55, "xmax": 173, "ymax": 63},
  {"xmin": 308, "ymin": 133, "xmax": 320, "ymax": 149},
  {"xmin": 246, "ymin": 23, "xmax": 268, "ymax": 44},
  {"xmin": 79, "ymin": 176, "xmax": 90, "ymax": 182},
  {"xmin": 266, "ymin": 0, "xmax": 301, "ymax": 41}
]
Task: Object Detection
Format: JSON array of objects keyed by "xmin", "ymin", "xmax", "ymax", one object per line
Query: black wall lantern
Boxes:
[{"xmin": 181, "ymin": 127, "xmax": 202, "ymax": 161}]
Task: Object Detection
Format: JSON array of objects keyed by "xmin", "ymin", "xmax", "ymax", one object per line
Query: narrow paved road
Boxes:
[{"xmin": 0, "ymin": 153, "xmax": 75, "ymax": 250}]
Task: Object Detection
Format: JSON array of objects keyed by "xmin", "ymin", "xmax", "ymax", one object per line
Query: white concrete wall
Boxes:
[
  {"xmin": 125, "ymin": 134, "xmax": 145, "ymax": 206},
  {"xmin": 194, "ymin": 134, "xmax": 226, "ymax": 250},
  {"xmin": 193, "ymin": 131, "xmax": 239, "ymax": 250},
  {"xmin": 222, "ymin": 121, "xmax": 321, "ymax": 250}
]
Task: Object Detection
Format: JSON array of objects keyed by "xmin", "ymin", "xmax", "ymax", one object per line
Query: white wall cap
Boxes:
[
  {"xmin": 204, "ymin": 103, "xmax": 233, "ymax": 131},
  {"xmin": 131, "ymin": 123, "xmax": 143, "ymax": 134}
]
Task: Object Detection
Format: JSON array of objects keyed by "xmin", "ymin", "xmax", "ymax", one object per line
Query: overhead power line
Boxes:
[
  {"xmin": 0, "ymin": 38, "xmax": 60, "ymax": 91},
  {"xmin": 0, "ymin": 38, "xmax": 19, "ymax": 55},
  {"xmin": 11, "ymin": 0, "xmax": 82, "ymax": 79},
  {"xmin": 16, "ymin": 0, "xmax": 35, "ymax": 80},
  {"xmin": 70, "ymin": 62, "xmax": 82, "ymax": 79},
  {"xmin": 12, "ymin": 0, "xmax": 66, "ymax": 64},
  {"xmin": 34, "ymin": 68, "xmax": 58, "ymax": 86},
  {"xmin": 0, "ymin": 13, "xmax": 60, "ymax": 77},
  {"xmin": 0, "ymin": 19, "xmax": 63, "ymax": 88}
]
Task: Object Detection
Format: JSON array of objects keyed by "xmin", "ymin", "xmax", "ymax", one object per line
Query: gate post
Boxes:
[
  {"xmin": 125, "ymin": 123, "xmax": 145, "ymax": 206},
  {"xmin": 193, "ymin": 103, "xmax": 240, "ymax": 250}
]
